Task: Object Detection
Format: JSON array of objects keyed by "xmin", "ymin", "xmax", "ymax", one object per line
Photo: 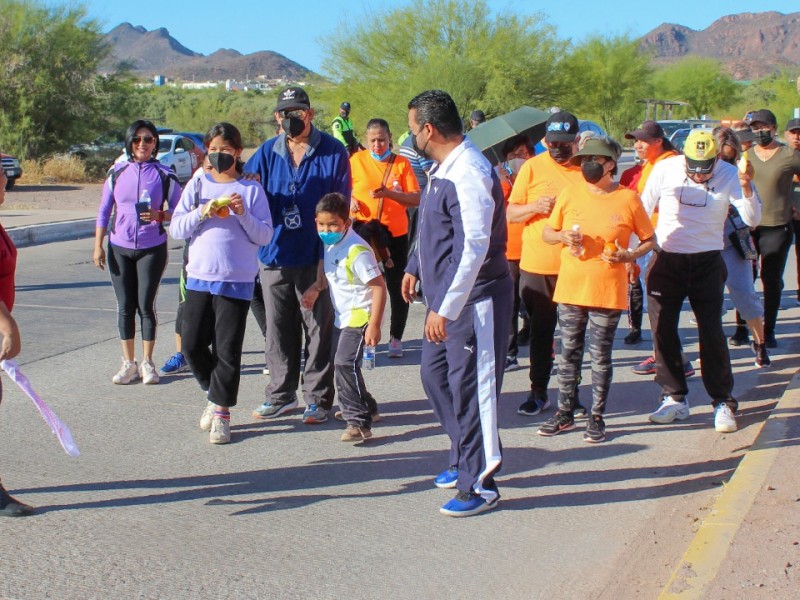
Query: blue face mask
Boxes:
[
  {"xmin": 370, "ymin": 148, "xmax": 392, "ymax": 161},
  {"xmin": 319, "ymin": 230, "xmax": 345, "ymax": 245}
]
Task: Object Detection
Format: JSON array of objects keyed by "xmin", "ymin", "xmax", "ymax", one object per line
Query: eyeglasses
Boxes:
[
  {"xmin": 280, "ymin": 109, "xmax": 307, "ymax": 119},
  {"xmin": 131, "ymin": 136, "xmax": 155, "ymax": 145},
  {"xmin": 678, "ymin": 178, "xmax": 711, "ymax": 207}
]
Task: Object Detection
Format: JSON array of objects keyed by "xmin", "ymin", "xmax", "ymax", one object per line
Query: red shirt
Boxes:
[{"xmin": 0, "ymin": 224, "xmax": 18, "ymax": 310}]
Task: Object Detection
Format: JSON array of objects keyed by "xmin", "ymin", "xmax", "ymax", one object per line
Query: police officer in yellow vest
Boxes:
[{"xmin": 331, "ymin": 102, "xmax": 363, "ymax": 156}]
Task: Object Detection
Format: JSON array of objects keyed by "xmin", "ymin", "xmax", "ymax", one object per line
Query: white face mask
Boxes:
[{"xmin": 507, "ymin": 157, "xmax": 527, "ymax": 176}]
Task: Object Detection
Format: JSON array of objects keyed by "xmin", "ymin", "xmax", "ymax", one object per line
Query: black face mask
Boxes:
[
  {"xmin": 281, "ymin": 117, "xmax": 306, "ymax": 138},
  {"xmin": 412, "ymin": 129, "xmax": 430, "ymax": 160},
  {"xmin": 549, "ymin": 145, "xmax": 573, "ymax": 164},
  {"xmin": 208, "ymin": 152, "xmax": 236, "ymax": 173},
  {"xmin": 753, "ymin": 130, "xmax": 773, "ymax": 147},
  {"xmin": 581, "ymin": 160, "xmax": 606, "ymax": 184}
]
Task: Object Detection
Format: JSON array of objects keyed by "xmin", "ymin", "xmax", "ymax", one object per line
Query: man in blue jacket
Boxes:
[
  {"xmin": 401, "ymin": 90, "xmax": 513, "ymax": 517},
  {"xmin": 245, "ymin": 86, "xmax": 351, "ymax": 424}
]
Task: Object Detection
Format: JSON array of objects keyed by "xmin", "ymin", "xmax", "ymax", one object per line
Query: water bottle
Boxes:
[
  {"xmin": 137, "ymin": 189, "xmax": 152, "ymax": 224},
  {"xmin": 362, "ymin": 345, "xmax": 376, "ymax": 370},
  {"xmin": 571, "ymin": 224, "xmax": 584, "ymax": 257}
]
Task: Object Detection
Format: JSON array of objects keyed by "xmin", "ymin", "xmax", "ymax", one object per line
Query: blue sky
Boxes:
[{"xmin": 76, "ymin": 1, "xmax": 799, "ymax": 75}]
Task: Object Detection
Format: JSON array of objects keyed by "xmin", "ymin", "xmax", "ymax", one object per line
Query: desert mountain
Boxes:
[
  {"xmin": 640, "ymin": 11, "xmax": 800, "ymax": 80},
  {"xmin": 100, "ymin": 23, "xmax": 312, "ymax": 81}
]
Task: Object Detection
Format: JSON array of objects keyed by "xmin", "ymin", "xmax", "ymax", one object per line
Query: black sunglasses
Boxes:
[{"xmin": 132, "ymin": 136, "xmax": 155, "ymax": 145}]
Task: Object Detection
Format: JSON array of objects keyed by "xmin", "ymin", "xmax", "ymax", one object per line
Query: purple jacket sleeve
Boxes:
[{"xmin": 96, "ymin": 176, "xmax": 115, "ymax": 228}]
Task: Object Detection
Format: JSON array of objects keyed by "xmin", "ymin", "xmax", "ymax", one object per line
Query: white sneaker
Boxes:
[
  {"xmin": 714, "ymin": 404, "xmax": 738, "ymax": 433},
  {"xmin": 209, "ymin": 415, "xmax": 231, "ymax": 444},
  {"xmin": 139, "ymin": 359, "xmax": 159, "ymax": 385},
  {"xmin": 649, "ymin": 396, "xmax": 690, "ymax": 424},
  {"xmin": 112, "ymin": 359, "xmax": 139, "ymax": 385},
  {"xmin": 388, "ymin": 337, "xmax": 403, "ymax": 358},
  {"xmin": 200, "ymin": 401, "xmax": 215, "ymax": 431}
]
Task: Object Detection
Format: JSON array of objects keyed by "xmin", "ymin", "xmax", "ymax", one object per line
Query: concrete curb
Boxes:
[
  {"xmin": 659, "ymin": 369, "xmax": 800, "ymax": 598},
  {"xmin": 6, "ymin": 218, "xmax": 95, "ymax": 248}
]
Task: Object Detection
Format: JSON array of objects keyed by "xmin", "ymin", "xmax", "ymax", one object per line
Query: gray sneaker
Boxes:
[{"xmin": 252, "ymin": 397, "xmax": 299, "ymax": 420}]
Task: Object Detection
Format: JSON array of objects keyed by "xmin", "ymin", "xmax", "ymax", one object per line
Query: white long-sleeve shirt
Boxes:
[{"xmin": 641, "ymin": 155, "xmax": 761, "ymax": 253}]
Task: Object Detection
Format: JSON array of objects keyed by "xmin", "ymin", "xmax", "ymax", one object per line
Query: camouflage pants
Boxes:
[{"xmin": 557, "ymin": 304, "xmax": 621, "ymax": 416}]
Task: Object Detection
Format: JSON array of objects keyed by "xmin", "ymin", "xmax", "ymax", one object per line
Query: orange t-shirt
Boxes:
[
  {"xmin": 500, "ymin": 175, "xmax": 525, "ymax": 261},
  {"xmin": 508, "ymin": 153, "xmax": 584, "ymax": 274},
  {"xmin": 350, "ymin": 150, "xmax": 420, "ymax": 237},
  {"xmin": 639, "ymin": 149, "xmax": 677, "ymax": 228},
  {"xmin": 548, "ymin": 183, "xmax": 655, "ymax": 310}
]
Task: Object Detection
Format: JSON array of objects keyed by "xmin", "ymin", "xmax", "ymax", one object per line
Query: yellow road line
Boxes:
[{"xmin": 659, "ymin": 371, "xmax": 800, "ymax": 598}]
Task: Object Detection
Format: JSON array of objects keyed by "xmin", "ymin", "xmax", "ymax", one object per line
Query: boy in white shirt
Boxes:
[{"xmin": 302, "ymin": 193, "xmax": 387, "ymax": 441}]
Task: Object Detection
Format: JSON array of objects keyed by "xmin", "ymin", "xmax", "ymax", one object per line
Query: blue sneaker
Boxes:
[
  {"xmin": 434, "ymin": 467, "xmax": 459, "ymax": 489},
  {"xmin": 252, "ymin": 397, "xmax": 299, "ymax": 420},
  {"xmin": 159, "ymin": 352, "xmax": 188, "ymax": 375},
  {"xmin": 440, "ymin": 491, "xmax": 498, "ymax": 517},
  {"xmin": 302, "ymin": 403, "xmax": 328, "ymax": 424}
]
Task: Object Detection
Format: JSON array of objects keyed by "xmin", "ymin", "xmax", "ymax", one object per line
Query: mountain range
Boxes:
[
  {"xmin": 641, "ymin": 11, "xmax": 800, "ymax": 80},
  {"xmin": 100, "ymin": 23, "xmax": 312, "ymax": 82},
  {"xmin": 101, "ymin": 11, "xmax": 800, "ymax": 83}
]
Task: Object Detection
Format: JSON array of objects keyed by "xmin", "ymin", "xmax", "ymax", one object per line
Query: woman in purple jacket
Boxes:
[{"xmin": 93, "ymin": 120, "xmax": 181, "ymax": 385}]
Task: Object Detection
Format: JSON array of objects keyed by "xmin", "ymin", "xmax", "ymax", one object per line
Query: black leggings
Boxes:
[
  {"xmin": 385, "ymin": 234, "xmax": 409, "ymax": 341},
  {"xmin": 752, "ymin": 224, "xmax": 793, "ymax": 335},
  {"xmin": 108, "ymin": 242, "xmax": 168, "ymax": 341}
]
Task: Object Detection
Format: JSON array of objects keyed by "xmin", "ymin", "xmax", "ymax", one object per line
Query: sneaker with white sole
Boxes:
[
  {"xmin": 252, "ymin": 397, "xmax": 299, "ymax": 419},
  {"xmin": 649, "ymin": 396, "xmax": 690, "ymax": 424},
  {"xmin": 200, "ymin": 401, "xmax": 215, "ymax": 431},
  {"xmin": 209, "ymin": 415, "xmax": 231, "ymax": 444},
  {"xmin": 112, "ymin": 359, "xmax": 139, "ymax": 385},
  {"xmin": 388, "ymin": 337, "xmax": 403, "ymax": 358},
  {"xmin": 714, "ymin": 404, "xmax": 738, "ymax": 433},
  {"xmin": 302, "ymin": 403, "xmax": 328, "ymax": 424},
  {"xmin": 160, "ymin": 352, "xmax": 188, "ymax": 375},
  {"xmin": 139, "ymin": 359, "xmax": 159, "ymax": 385}
]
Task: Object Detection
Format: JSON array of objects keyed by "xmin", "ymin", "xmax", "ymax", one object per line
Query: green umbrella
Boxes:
[{"xmin": 467, "ymin": 106, "xmax": 550, "ymax": 164}]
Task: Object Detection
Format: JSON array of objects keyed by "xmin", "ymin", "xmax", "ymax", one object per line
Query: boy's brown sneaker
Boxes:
[{"xmin": 340, "ymin": 425, "xmax": 373, "ymax": 442}]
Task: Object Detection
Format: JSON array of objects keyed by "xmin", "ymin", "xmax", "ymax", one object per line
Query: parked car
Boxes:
[
  {"xmin": 157, "ymin": 128, "xmax": 206, "ymax": 152},
  {"xmin": 1, "ymin": 153, "xmax": 23, "ymax": 190},
  {"xmin": 68, "ymin": 131, "xmax": 126, "ymax": 164},
  {"xmin": 578, "ymin": 119, "xmax": 607, "ymax": 137},
  {"xmin": 657, "ymin": 119, "xmax": 720, "ymax": 139},
  {"xmin": 114, "ymin": 134, "xmax": 204, "ymax": 183}
]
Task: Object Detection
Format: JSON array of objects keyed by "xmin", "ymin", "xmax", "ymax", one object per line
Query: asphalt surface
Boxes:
[{"xmin": 0, "ymin": 198, "xmax": 798, "ymax": 599}]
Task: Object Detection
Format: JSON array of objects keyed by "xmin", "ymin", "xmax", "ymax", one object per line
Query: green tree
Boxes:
[
  {"xmin": 651, "ymin": 57, "xmax": 740, "ymax": 118},
  {"xmin": 320, "ymin": 0, "xmax": 567, "ymax": 138},
  {"xmin": 729, "ymin": 69, "xmax": 800, "ymax": 128},
  {"xmin": 0, "ymin": 0, "xmax": 137, "ymax": 157},
  {"xmin": 561, "ymin": 34, "xmax": 653, "ymax": 140}
]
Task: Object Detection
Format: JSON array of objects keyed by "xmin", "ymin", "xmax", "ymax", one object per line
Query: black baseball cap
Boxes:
[
  {"xmin": 340, "ymin": 102, "xmax": 351, "ymax": 111},
  {"xmin": 545, "ymin": 111, "xmax": 579, "ymax": 142},
  {"xmin": 470, "ymin": 110, "xmax": 486, "ymax": 123},
  {"xmin": 786, "ymin": 118, "xmax": 800, "ymax": 132},
  {"xmin": 749, "ymin": 109, "xmax": 777, "ymax": 127},
  {"xmin": 275, "ymin": 86, "xmax": 311, "ymax": 112},
  {"xmin": 625, "ymin": 120, "xmax": 666, "ymax": 141}
]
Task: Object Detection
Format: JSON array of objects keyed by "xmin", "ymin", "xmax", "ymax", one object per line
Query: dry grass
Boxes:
[{"xmin": 19, "ymin": 155, "xmax": 90, "ymax": 184}]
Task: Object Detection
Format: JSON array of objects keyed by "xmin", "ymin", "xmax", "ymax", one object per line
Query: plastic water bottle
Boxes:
[
  {"xmin": 362, "ymin": 345, "xmax": 376, "ymax": 370},
  {"xmin": 140, "ymin": 189, "xmax": 151, "ymax": 209},
  {"xmin": 571, "ymin": 224, "xmax": 584, "ymax": 257}
]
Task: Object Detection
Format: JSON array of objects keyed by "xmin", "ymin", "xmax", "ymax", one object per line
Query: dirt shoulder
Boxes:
[{"xmin": 2, "ymin": 183, "xmax": 104, "ymax": 211}]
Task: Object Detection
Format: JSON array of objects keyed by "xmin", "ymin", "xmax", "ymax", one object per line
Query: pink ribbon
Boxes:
[{"xmin": 2, "ymin": 359, "xmax": 80, "ymax": 457}]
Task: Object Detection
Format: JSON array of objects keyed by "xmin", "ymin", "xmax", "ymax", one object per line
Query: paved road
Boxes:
[{"xmin": 0, "ymin": 234, "xmax": 798, "ymax": 599}]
